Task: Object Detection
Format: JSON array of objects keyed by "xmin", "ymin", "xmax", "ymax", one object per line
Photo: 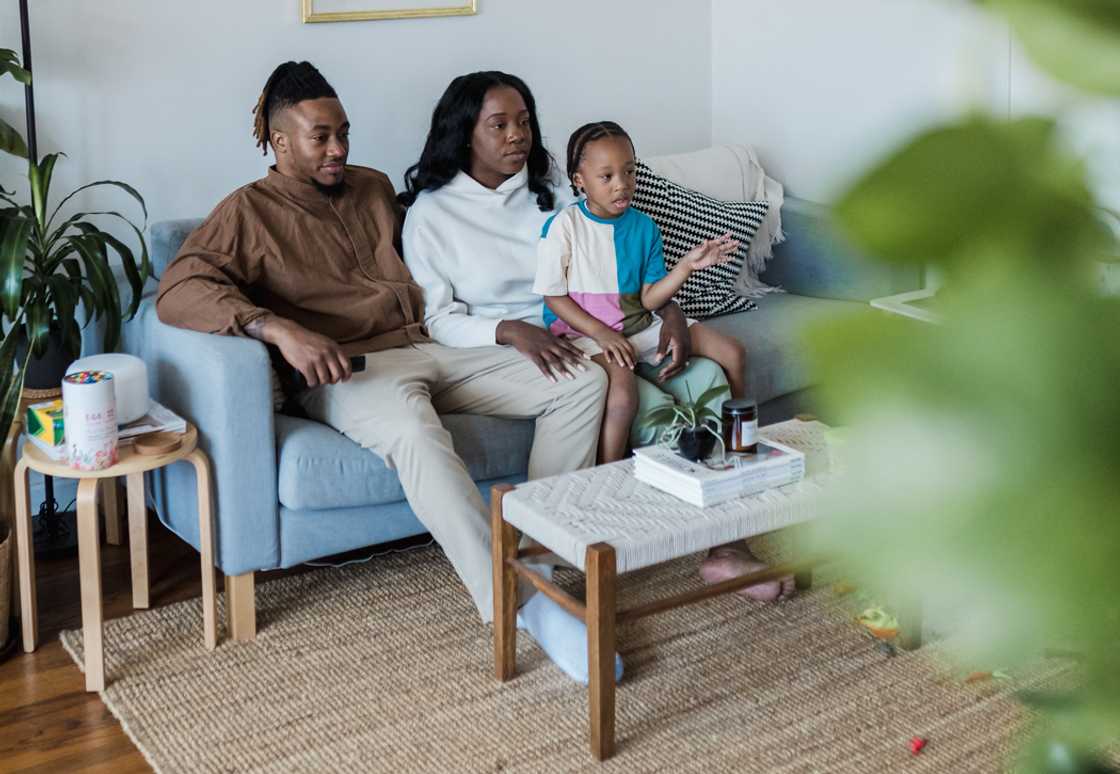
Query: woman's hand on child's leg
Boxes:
[
  {"xmin": 594, "ymin": 329, "xmax": 638, "ymax": 370},
  {"xmin": 497, "ymin": 320, "xmax": 589, "ymax": 383}
]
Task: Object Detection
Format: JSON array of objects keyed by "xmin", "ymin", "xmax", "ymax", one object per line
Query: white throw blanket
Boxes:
[{"xmin": 644, "ymin": 144, "xmax": 786, "ymax": 298}]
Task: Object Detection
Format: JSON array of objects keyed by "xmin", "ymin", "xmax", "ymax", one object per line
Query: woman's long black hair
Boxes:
[{"xmin": 399, "ymin": 71, "xmax": 556, "ymax": 212}]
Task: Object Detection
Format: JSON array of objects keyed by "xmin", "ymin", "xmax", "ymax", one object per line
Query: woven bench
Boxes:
[{"xmin": 491, "ymin": 419, "xmax": 834, "ymax": 760}]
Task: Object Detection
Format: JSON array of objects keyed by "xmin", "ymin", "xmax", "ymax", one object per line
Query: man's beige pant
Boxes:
[{"xmin": 300, "ymin": 342, "xmax": 607, "ymax": 622}]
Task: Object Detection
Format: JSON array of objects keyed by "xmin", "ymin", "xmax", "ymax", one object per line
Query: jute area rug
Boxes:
[{"xmin": 61, "ymin": 543, "xmax": 1063, "ymax": 773}]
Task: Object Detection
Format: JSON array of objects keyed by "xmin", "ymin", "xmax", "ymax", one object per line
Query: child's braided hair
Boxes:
[{"xmin": 565, "ymin": 121, "xmax": 634, "ymax": 196}]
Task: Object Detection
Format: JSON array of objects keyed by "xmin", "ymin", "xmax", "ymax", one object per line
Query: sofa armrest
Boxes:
[
  {"xmin": 759, "ymin": 196, "xmax": 923, "ymax": 302},
  {"xmin": 121, "ymin": 295, "xmax": 281, "ymax": 575}
]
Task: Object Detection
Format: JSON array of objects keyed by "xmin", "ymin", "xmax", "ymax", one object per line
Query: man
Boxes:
[{"xmin": 158, "ymin": 62, "xmax": 617, "ymax": 683}]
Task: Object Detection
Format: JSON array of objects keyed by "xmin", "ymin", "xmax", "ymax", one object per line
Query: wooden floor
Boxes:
[
  {"xmin": 0, "ymin": 511, "xmax": 419, "ymax": 773},
  {"xmin": 0, "ymin": 513, "xmax": 196, "ymax": 773}
]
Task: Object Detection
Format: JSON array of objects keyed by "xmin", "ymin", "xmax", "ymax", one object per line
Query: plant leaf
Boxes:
[
  {"xmin": 76, "ymin": 223, "xmax": 146, "ymax": 318},
  {"xmin": 984, "ymin": 0, "xmax": 1120, "ymax": 97},
  {"xmin": 61, "ymin": 257, "xmax": 81, "ymax": 282},
  {"xmin": 834, "ymin": 116, "xmax": 1115, "ymax": 272},
  {"xmin": 69, "ymin": 233, "xmax": 122, "ymax": 351},
  {"xmin": 696, "ymin": 407, "xmax": 721, "ymax": 426},
  {"xmin": 46, "ymin": 274, "xmax": 79, "ymax": 356},
  {"xmin": 0, "ymin": 317, "xmax": 30, "ymax": 451},
  {"xmin": 28, "ymin": 153, "xmax": 62, "ymax": 233},
  {"xmin": 0, "ymin": 212, "xmax": 31, "ymax": 319},
  {"xmin": 25, "ymin": 295, "xmax": 50, "ymax": 357},
  {"xmin": 47, "ymin": 209, "xmax": 145, "ymax": 261},
  {"xmin": 49, "ymin": 180, "xmax": 147, "ymax": 232},
  {"xmin": 641, "ymin": 406, "xmax": 680, "ymax": 428},
  {"xmin": 52, "ymin": 215, "xmax": 148, "ymax": 317},
  {"xmin": 0, "ymin": 58, "xmax": 31, "ymax": 85},
  {"xmin": 68, "ymin": 232, "xmax": 111, "ymax": 311},
  {"xmin": 78, "ymin": 285, "xmax": 96, "ymax": 327},
  {"xmin": 0, "ymin": 118, "xmax": 27, "ymax": 159},
  {"xmin": 692, "ymin": 384, "xmax": 731, "ymax": 412}
]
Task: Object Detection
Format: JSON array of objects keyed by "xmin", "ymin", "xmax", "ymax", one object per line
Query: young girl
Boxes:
[{"xmin": 533, "ymin": 121, "xmax": 749, "ymax": 462}]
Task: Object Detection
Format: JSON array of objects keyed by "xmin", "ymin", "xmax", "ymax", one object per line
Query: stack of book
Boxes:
[
  {"xmin": 26, "ymin": 399, "xmax": 187, "ymax": 462},
  {"xmin": 633, "ymin": 439, "xmax": 806, "ymax": 507}
]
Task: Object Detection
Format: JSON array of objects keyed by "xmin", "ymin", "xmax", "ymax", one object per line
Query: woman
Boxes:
[{"xmin": 399, "ymin": 72, "xmax": 792, "ymax": 681}]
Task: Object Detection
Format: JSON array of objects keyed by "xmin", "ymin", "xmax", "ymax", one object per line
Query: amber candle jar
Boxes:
[{"xmin": 721, "ymin": 398, "xmax": 759, "ymax": 454}]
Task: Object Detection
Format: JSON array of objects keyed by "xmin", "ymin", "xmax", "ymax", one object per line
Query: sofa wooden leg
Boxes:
[{"xmin": 225, "ymin": 572, "xmax": 256, "ymax": 642}]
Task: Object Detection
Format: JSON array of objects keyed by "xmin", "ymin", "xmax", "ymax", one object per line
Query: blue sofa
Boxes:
[{"xmin": 119, "ymin": 148, "xmax": 920, "ymax": 639}]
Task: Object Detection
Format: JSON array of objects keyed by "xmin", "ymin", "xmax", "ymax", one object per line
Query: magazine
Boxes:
[
  {"xmin": 633, "ymin": 439, "xmax": 806, "ymax": 507},
  {"xmin": 118, "ymin": 401, "xmax": 187, "ymax": 442}
]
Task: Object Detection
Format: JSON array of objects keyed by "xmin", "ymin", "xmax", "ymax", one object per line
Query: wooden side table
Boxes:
[{"xmin": 11, "ymin": 423, "xmax": 217, "ymax": 692}]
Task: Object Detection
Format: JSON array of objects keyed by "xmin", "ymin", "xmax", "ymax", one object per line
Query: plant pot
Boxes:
[
  {"xmin": 677, "ymin": 425, "xmax": 717, "ymax": 462},
  {"xmin": 17, "ymin": 327, "xmax": 79, "ymax": 391}
]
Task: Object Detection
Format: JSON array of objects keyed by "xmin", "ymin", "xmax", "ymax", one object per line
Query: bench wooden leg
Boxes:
[
  {"xmin": 491, "ymin": 484, "xmax": 518, "ymax": 681},
  {"xmin": 586, "ymin": 542, "xmax": 617, "ymax": 761},
  {"xmin": 76, "ymin": 478, "xmax": 105, "ymax": 692},
  {"xmin": 225, "ymin": 572, "xmax": 255, "ymax": 642}
]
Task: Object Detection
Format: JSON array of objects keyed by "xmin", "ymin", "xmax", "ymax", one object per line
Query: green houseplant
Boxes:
[
  {"xmin": 640, "ymin": 384, "xmax": 729, "ymax": 461},
  {"xmin": 0, "ymin": 47, "xmax": 149, "ymax": 445},
  {"xmin": 806, "ymin": 1, "xmax": 1120, "ymax": 771}
]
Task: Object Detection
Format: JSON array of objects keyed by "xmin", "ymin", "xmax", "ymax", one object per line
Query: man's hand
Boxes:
[
  {"xmin": 249, "ymin": 316, "xmax": 352, "ymax": 388},
  {"xmin": 654, "ymin": 302, "xmax": 691, "ymax": 384},
  {"xmin": 496, "ymin": 319, "xmax": 589, "ymax": 383}
]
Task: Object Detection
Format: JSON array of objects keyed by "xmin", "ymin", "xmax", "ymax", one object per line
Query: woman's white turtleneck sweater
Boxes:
[{"xmin": 402, "ymin": 168, "xmax": 572, "ymax": 349}]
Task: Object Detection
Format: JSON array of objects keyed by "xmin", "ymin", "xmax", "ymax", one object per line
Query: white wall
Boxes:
[
  {"xmin": 0, "ymin": 0, "xmax": 712, "ymax": 229},
  {"xmin": 711, "ymin": 0, "xmax": 1012, "ymax": 203}
]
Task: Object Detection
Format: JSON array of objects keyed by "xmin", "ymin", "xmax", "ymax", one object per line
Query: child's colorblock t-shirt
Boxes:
[{"xmin": 532, "ymin": 201, "xmax": 668, "ymax": 338}]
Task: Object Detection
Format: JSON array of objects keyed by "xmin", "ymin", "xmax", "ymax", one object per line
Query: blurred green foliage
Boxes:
[
  {"xmin": 981, "ymin": 0, "xmax": 1120, "ymax": 97},
  {"xmin": 809, "ymin": 1, "xmax": 1120, "ymax": 771}
]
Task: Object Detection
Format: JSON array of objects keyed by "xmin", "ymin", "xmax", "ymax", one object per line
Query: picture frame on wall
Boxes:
[{"xmin": 301, "ymin": 0, "xmax": 477, "ymax": 23}]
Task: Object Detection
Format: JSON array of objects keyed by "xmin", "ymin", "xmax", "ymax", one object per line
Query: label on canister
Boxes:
[
  {"xmin": 739, "ymin": 418, "xmax": 759, "ymax": 447},
  {"xmin": 62, "ymin": 370, "xmax": 119, "ymax": 471}
]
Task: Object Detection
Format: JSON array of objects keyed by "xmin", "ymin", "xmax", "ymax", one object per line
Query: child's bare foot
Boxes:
[{"xmin": 698, "ymin": 544, "xmax": 796, "ymax": 601}]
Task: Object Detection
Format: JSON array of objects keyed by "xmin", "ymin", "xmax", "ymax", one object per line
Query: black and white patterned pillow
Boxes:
[{"xmin": 632, "ymin": 161, "xmax": 768, "ymax": 319}]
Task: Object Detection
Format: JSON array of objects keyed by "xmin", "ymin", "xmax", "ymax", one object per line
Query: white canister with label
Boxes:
[{"xmin": 62, "ymin": 370, "xmax": 119, "ymax": 471}]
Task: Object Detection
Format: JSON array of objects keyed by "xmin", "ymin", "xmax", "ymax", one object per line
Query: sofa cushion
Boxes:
[
  {"xmin": 275, "ymin": 412, "xmax": 535, "ymax": 510},
  {"xmin": 704, "ymin": 292, "xmax": 865, "ymax": 404},
  {"xmin": 633, "ymin": 161, "xmax": 770, "ymax": 319}
]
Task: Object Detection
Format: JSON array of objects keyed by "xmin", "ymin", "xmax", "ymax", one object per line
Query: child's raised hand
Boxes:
[
  {"xmin": 594, "ymin": 329, "xmax": 638, "ymax": 370},
  {"xmin": 682, "ymin": 233, "xmax": 740, "ymax": 271}
]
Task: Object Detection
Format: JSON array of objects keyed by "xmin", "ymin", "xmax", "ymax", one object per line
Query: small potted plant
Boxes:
[{"xmin": 639, "ymin": 384, "xmax": 729, "ymax": 461}]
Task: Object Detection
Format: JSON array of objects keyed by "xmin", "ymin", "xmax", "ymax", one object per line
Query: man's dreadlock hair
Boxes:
[{"xmin": 252, "ymin": 61, "xmax": 338, "ymax": 155}]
